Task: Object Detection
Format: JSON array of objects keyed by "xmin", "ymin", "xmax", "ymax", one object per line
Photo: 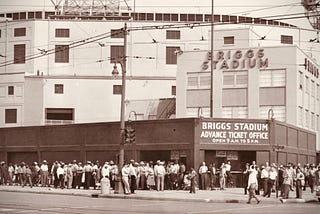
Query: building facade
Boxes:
[
  {"xmin": 176, "ymin": 45, "xmax": 320, "ymax": 151},
  {"xmin": 0, "ymin": 118, "xmax": 316, "ymax": 186},
  {"xmin": 0, "ymin": 10, "xmax": 319, "ymax": 127}
]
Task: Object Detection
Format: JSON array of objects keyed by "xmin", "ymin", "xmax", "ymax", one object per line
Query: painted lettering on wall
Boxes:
[
  {"xmin": 201, "ymin": 49, "xmax": 268, "ymax": 71},
  {"xmin": 305, "ymin": 58, "xmax": 319, "ymax": 78},
  {"xmin": 200, "ymin": 121, "xmax": 269, "ymax": 144}
]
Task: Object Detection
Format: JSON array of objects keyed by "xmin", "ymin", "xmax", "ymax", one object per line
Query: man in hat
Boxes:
[
  {"xmin": 71, "ymin": 160, "xmax": 78, "ymax": 189},
  {"xmin": 40, "ymin": 160, "xmax": 49, "ymax": 187},
  {"xmin": 308, "ymin": 163, "xmax": 317, "ymax": 193},
  {"xmin": 282, "ymin": 164, "xmax": 291, "ymax": 199},
  {"xmin": 154, "ymin": 161, "xmax": 166, "ymax": 191},
  {"xmin": 83, "ymin": 161, "xmax": 92, "ymax": 190}
]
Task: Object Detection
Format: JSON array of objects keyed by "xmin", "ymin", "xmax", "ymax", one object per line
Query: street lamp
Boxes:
[
  {"xmin": 112, "ymin": 23, "xmax": 128, "ymax": 194},
  {"xmin": 272, "ymin": 144, "xmax": 285, "ymax": 198}
]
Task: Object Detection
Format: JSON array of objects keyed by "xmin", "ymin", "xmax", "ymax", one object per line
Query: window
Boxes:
[
  {"xmin": 46, "ymin": 108, "xmax": 73, "ymax": 122},
  {"xmin": 317, "ymin": 84, "xmax": 320, "ymax": 100},
  {"xmin": 171, "ymin": 86, "xmax": 176, "ymax": 96},
  {"xmin": 224, "ymin": 36, "xmax": 234, "ymax": 45},
  {"xmin": 166, "ymin": 30, "xmax": 180, "ymax": 40},
  {"xmin": 111, "ymin": 29, "xmax": 124, "ymax": 38},
  {"xmin": 5, "ymin": 109, "xmax": 17, "ymax": 123},
  {"xmin": 55, "ymin": 28, "xmax": 70, "ymax": 37},
  {"xmin": 222, "ymin": 107, "xmax": 248, "ymax": 118},
  {"xmin": 223, "ymin": 71, "xmax": 248, "ymax": 88},
  {"xmin": 298, "ymin": 106, "xmax": 303, "ymax": 126},
  {"xmin": 222, "ymin": 88, "xmax": 247, "ymax": 107},
  {"xmin": 311, "ymin": 112, "xmax": 315, "ymax": 130},
  {"xmin": 305, "ymin": 76, "xmax": 309, "ymax": 94},
  {"xmin": 305, "ymin": 109, "xmax": 309, "ymax": 128},
  {"xmin": 317, "ymin": 115, "xmax": 319, "ymax": 131},
  {"xmin": 311, "ymin": 80, "xmax": 315, "ymax": 97},
  {"xmin": 259, "ymin": 69, "xmax": 286, "ymax": 87},
  {"xmin": 187, "ymin": 73, "xmax": 210, "ymax": 89},
  {"xmin": 260, "ymin": 87, "xmax": 285, "ymax": 106},
  {"xmin": 166, "ymin": 46, "xmax": 180, "ymax": 64},
  {"xmin": 14, "ymin": 44, "xmax": 26, "ymax": 64},
  {"xmin": 299, "ymin": 71, "xmax": 303, "ymax": 90},
  {"xmin": 55, "ymin": 45, "xmax": 69, "ymax": 63},
  {"xmin": 54, "ymin": 84, "xmax": 64, "ymax": 94},
  {"xmin": 14, "ymin": 28, "xmax": 26, "ymax": 37},
  {"xmin": 110, "ymin": 45, "xmax": 124, "ymax": 63},
  {"xmin": 113, "ymin": 85, "xmax": 122, "ymax": 94},
  {"xmin": 8, "ymin": 86, "xmax": 14, "ymax": 95},
  {"xmin": 281, "ymin": 35, "xmax": 293, "ymax": 44}
]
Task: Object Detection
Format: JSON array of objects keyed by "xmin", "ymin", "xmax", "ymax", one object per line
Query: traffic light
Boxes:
[
  {"xmin": 129, "ymin": 128, "xmax": 135, "ymax": 143},
  {"xmin": 124, "ymin": 126, "xmax": 136, "ymax": 144},
  {"xmin": 124, "ymin": 127, "xmax": 131, "ymax": 144}
]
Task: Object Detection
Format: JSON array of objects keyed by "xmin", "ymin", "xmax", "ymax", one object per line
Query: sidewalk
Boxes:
[{"xmin": 0, "ymin": 185, "xmax": 318, "ymax": 204}]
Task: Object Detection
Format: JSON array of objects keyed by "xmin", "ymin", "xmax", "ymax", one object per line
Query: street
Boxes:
[{"xmin": 0, "ymin": 192, "xmax": 319, "ymax": 214}]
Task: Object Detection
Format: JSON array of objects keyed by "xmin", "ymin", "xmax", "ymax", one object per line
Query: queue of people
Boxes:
[
  {"xmin": 1, "ymin": 159, "xmax": 319, "ymax": 200},
  {"xmin": 242, "ymin": 161, "xmax": 320, "ymax": 201}
]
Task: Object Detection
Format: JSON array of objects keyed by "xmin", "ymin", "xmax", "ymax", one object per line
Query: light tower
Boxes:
[{"xmin": 302, "ymin": 0, "xmax": 320, "ymax": 30}]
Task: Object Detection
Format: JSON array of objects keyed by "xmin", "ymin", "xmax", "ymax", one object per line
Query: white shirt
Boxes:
[
  {"xmin": 40, "ymin": 164, "xmax": 48, "ymax": 172},
  {"xmin": 199, "ymin": 165, "xmax": 208, "ymax": 174},
  {"xmin": 101, "ymin": 164, "xmax": 110, "ymax": 178},
  {"xmin": 57, "ymin": 167, "xmax": 64, "ymax": 177},
  {"xmin": 269, "ymin": 170, "xmax": 277, "ymax": 180}
]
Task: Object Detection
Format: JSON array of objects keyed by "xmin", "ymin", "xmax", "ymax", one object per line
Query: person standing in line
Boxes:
[
  {"xmin": 225, "ymin": 161, "xmax": 232, "ymax": 187},
  {"xmin": 295, "ymin": 167, "xmax": 305, "ymax": 199},
  {"xmin": 40, "ymin": 160, "xmax": 49, "ymax": 187},
  {"xmin": 14, "ymin": 164, "xmax": 19, "ymax": 185},
  {"xmin": 65, "ymin": 163, "xmax": 73, "ymax": 189},
  {"xmin": 129, "ymin": 161, "xmax": 137, "ymax": 194},
  {"xmin": 71, "ymin": 160, "xmax": 78, "ymax": 189},
  {"xmin": 282, "ymin": 164, "xmax": 291, "ymax": 199},
  {"xmin": 121, "ymin": 163, "xmax": 131, "ymax": 195},
  {"xmin": 83, "ymin": 161, "xmax": 92, "ymax": 190},
  {"xmin": 219, "ymin": 163, "xmax": 227, "ymax": 190},
  {"xmin": 154, "ymin": 161, "xmax": 166, "ymax": 191},
  {"xmin": 76, "ymin": 162, "xmax": 83, "ymax": 189},
  {"xmin": 20, "ymin": 162, "xmax": 26, "ymax": 187},
  {"xmin": 139, "ymin": 161, "xmax": 147, "ymax": 190},
  {"xmin": 109, "ymin": 161, "xmax": 117, "ymax": 190},
  {"xmin": 198, "ymin": 162, "xmax": 208, "ymax": 190},
  {"xmin": 261, "ymin": 165, "xmax": 269, "ymax": 196},
  {"xmin": 7, "ymin": 163, "xmax": 14, "ymax": 186},
  {"xmin": 247, "ymin": 165, "xmax": 261, "ymax": 204},
  {"xmin": 302, "ymin": 164, "xmax": 309, "ymax": 191},
  {"xmin": 146, "ymin": 162, "xmax": 155, "ymax": 190},
  {"xmin": 308, "ymin": 164, "xmax": 316, "ymax": 193},
  {"xmin": 56, "ymin": 163, "xmax": 65, "ymax": 189},
  {"xmin": 209, "ymin": 163, "xmax": 217, "ymax": 190},
  {"xmin": 266, "ymin": 166, "xmax": 277, "ymax": 198},
  {"xmin": 51, "ymin": 161, "xmax": 59, "ymax": 188},
  {"xmin": 24, "ymin": 165, "xmax": 33, "ymax": 188},
  {"xmin": 178, "ymin": 161, "xmax": 186, "ymax": 190},
  {"xmin": 188, "ymin": 167, "xmax": 197, "ymax": 194}
]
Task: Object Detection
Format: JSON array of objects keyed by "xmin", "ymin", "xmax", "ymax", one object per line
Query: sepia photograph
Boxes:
[{"xmin": 0, "ymin": 0, "xmax": 320, "ymax": 213}]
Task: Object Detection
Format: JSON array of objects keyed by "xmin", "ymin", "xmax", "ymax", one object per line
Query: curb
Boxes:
[
  {"xmin": 0, "ymin": 189, "xmax": 93, "ymax": 198},
  {"xmin": 95, "ymin": 193, "xmax": 243, "ymax": 203},
  {"xmin": 279, "ymin": 198, "xmax": 318, "ymax": 204}
]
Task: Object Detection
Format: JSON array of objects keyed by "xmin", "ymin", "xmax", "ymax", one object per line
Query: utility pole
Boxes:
[
  {"xmin": 113, "ymin": 23, "xmax": 127, "ymax": 194},
  {"xmin": 210, "ymin": 0, "xmax": 214, "ymax": 118}
]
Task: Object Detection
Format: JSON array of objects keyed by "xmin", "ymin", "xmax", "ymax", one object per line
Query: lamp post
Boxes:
[
  {"xmin": 112, "ymin": 23, "xmax": 127, "ymax": 194},
  {"xmin": 272, "ymin": 144, "xmax": 284, "ymax": 198}
]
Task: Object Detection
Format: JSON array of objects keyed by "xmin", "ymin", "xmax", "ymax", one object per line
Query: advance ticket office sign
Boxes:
[{"xmin": 200, "ymin": 120, "xmax": 269, "ymax": 144}]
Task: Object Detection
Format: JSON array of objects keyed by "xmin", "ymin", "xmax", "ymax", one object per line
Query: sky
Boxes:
[{"xmin": 0, "ymin": 0, "xmax": 313, "ymax": 29}]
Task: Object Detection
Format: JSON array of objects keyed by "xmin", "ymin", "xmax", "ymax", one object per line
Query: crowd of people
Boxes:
[
  {"xmin": 0, "ymin": 159, "xmax": 319, "ymax": 199},
  {"xmin": 243, "ymin": 161, "xmax": 320, "ymax": 203}
]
